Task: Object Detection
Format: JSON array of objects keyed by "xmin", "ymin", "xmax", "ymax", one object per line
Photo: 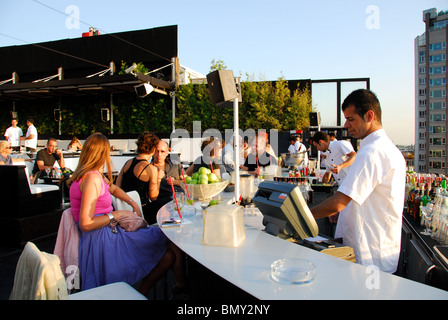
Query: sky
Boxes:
[{"xmin": 1, "ymin": 0, "xmax": 447, "ymax": 145}]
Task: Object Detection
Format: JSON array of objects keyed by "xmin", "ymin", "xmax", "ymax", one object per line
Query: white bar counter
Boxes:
[{"xmin": 157, "ymin": 201, "xmax": 448, "ymax": 300}]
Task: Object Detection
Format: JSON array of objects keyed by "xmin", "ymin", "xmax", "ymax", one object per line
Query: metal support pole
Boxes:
[
  {"xmin": 172, "ymin": 92, "xmax": 176, "ymax": 132},
  {"xmin": 234, "ymin": 97, "xmax": 239, "ymax": 204},
  {"xmin": 110, "ymin": 94, "xmax": 114, "ymax": 134}
]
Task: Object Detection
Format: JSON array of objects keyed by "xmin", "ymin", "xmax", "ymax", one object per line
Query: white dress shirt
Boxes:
[
  {"xmin": 25, "ymin": 124, "xmax": 38, "ymax": 149},
  {"xmin": 4, "ymin": 126, "xmax": 23, "ymax": 147},
  {"xmin": 336, "ymin": 129, "xmax": 406, "ymax": 273},
  {"xmin": 325, "ymin": 140, "xmax": 355, "ymax": 184}
]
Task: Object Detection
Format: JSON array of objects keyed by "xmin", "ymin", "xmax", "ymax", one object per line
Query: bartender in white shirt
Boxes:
[
  {"xmin": 310, "ymin": 131, "xmax": 356, "ymax": 185},
  {"xmin": 311, "ymin": 89, "xmax": 406, "ymax": 273},
  {"xmin": 288, "ymin": 133, "xmax": 308, "ymax": 167}
]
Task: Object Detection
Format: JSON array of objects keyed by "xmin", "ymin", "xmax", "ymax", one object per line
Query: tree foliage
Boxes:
[{"xmin": 175, "ymin": 77, "xmax": 313, "ymax": 132}]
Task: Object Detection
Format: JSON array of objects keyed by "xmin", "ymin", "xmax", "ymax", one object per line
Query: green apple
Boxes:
[
  {"xmin": 205, "ymin": 168, "xmax": 211, "ymax": 175},
  {"xmin": 192, "ymin": 172, "xmax": 199, "ymax": 180},
  {"xmin": 209, "ymin": 199, "xmax": 220, "ymax": 206},
  {"xmin": 198, "ymin": 174, "xmax": 209, "ymax": 184},
  {"xmin": 207, "ymin": 172, "xmax": 219, "ymax": 183},
  {"xmin": 190, "ymin": 179, "xmax": 198, "ymax": 184},
  {"xmin": 185, "ymin": 176, "xmax": 192, "ymax": 184},
  {"xmin": 198, "ymin": 167, "xmax": 208, "ymax": 175}
]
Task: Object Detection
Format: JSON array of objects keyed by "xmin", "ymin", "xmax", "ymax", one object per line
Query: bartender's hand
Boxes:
[{"xmin": 329, "ymin": 164, "xmax": 341, "ymax": 174}]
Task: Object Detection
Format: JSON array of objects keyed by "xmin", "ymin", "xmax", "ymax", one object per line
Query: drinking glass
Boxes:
[
  {"xmin": 175, "ymin": 191, "xmax": 184, "ymax": 212},
  {"xmin": 420, "ymin": 204, "xmax": 433, "ymax": 236}
]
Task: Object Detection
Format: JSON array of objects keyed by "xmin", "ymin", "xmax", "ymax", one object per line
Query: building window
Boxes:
[
  {"xmin": 430, "ymin": 54, "xmax": 447, "ymax": 63},
  {"xmin": 430, "ymin": 126, "xmax": 446, "ymax": 133},
  {"xmin": 419, "ymin": 143, "xmax": 426, "ymax": 150},
  {"xmin": 430, "ymin": 137, "xmax": 446, "ymax": 145},
  {"xmin": 419, "ymin": 89, "xmax": 426, "ymax": 96},
  {"xmin": 420, "ymin": 100, "xmax": 427, "ymax": 107},
  {"xmin": 430, "ymin": 150, "xmax": 446, "ymax": 157},
  {"xmin": 429, "ymin": 42, "xmax": 447, "ymax": 51},
  {"xmin": 430, "ymin": 114, "xmax": 446, "ymax": 122},
  {"xmin": 420, "ymin": 67, "xmax": 426, "ymax": 74},
  {"xmin": 429, "ymin": 78, "xmax": 446, "ymax": 86},
  {"xmin": 430, "ymin": 90, "xmax": 446, "ymax": 98},
  {"xmin": 420, "ymin": 51, "xmax": 426, "ymax": 63},
  {"xmin": 430, "ymin": 102, "xmax": 446, "ymax": 110},
  {"xmin": 430, "ymin": 161, "xmax": 445, "ymax": 169},
  {"xmin": 430, "ymin": 66, "xmax": 446, "ymax": 74}
]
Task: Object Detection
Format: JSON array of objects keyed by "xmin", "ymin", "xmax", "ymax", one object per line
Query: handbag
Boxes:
[{"xmin": 116, "ymin": 215, "xmax": 148, "ymax": 232}]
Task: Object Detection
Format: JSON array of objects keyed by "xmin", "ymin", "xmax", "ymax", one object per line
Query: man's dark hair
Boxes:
[
  {"xmin": 341, "ymin": 89, "xmax": 382, "ymax": 123},
  {"xmin": 310, "ymin": 131, "xmax": 329, "ymax": 144}
]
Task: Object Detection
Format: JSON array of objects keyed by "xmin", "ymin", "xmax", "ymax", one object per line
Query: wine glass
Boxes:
[{"xmin": 420, "ymin": 204, "xmax": 433, "ymax": 236}]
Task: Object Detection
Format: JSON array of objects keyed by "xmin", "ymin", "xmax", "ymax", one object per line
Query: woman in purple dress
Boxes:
[{"xmin": 68, "ymin": 133, "xmax": 184, "ymax": 296}]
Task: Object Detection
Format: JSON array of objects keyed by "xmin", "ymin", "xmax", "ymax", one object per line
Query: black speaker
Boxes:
[
  {"xmin": 207, "ymin": 70, "xmax": 239, "ymax": 105},
  {"xmin": 309, "ymin": 112, "xmax": 321, "ymax": 126}
]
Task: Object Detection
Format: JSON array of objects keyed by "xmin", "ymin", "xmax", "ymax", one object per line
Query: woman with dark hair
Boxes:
[
  {"xmin": 116, "ymin": 132, "xmax": 164, "ymax": 224},
  {"xmin": 185, "ymin": 136, "xmax": 222, "ymax": 177},
  {"xmin": 68, "ymin": 132, "xmax": 184, "ymax": 296}
]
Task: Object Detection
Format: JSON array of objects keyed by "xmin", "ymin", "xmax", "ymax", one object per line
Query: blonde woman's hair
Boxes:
[
  {"xmin": 67, "ymin": 133, "xmax": 113, "ymax": 186},
  {"xmin": 0, "ymin": 141, "xmax": 11, "ymax": 153}
]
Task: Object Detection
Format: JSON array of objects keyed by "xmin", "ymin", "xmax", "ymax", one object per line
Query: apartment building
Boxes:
[{"xmin": 415, "ymin": 8, "xmax": 448, "ymax": 174}]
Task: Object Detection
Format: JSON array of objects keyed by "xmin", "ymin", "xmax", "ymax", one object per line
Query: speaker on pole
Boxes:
[
  {"xmin": 206, "ymin": 70, "xmax": 239, "ymax": 106},
  {"xmin": 309, "ymin": 112, "xmax": 321, "ymax": 126}
]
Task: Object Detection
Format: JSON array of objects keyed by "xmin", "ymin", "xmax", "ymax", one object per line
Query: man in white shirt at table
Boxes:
[
  {"xmin": 4, "ymin": 118, "xmax": 23, "ymax": 152},
  {"xmin": 311, "ymin": 89, "xmax": 406, "ymax": 273}
]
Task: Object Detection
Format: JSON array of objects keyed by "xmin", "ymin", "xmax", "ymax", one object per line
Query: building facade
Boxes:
[{"xmin": 415, "ymin": 8, "xmax": 448, "ymax": 174}]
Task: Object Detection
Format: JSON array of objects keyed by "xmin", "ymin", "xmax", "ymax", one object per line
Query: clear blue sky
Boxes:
[{"xmin": 0, "ymin": 0, "xmax": 445, "ymax": 145}]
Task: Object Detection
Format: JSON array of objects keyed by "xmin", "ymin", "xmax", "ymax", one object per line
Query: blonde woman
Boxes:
[
  {"xmin": 0, "ymin": 141, "xmax": 32, "ymax": 165},
  {"xmin": 68, "ymin": 133, "xmax": 181, "ymax": 295}
]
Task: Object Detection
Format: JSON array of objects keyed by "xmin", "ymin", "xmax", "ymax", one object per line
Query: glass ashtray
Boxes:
[{"xmin": 270, "ymin": 258, "xmax": 316, "ymax": 284}]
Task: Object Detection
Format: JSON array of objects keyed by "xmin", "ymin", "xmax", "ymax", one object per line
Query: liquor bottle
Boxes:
[
  {"xmin": 413, "ymin": 184, "xmax": 423, "ymax": 222},
  {"xmin": 407, "ymin": 176, "xmax": 417, "ymax": 217},
  {"xmin": 420, "ymin": 184, "xmax": 431, "ymax": 207}
]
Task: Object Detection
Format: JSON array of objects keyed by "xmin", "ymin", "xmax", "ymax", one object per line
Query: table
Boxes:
[
  {"xmin": 62, "ymin": 155, "xmax": 134, "ymax": 172},
  {"xmin": 157, "ymin": 196, "xmax": 448, "ymax": 300}
]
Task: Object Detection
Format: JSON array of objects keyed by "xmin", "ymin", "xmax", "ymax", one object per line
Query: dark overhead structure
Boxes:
[{"xmin": 0, "ymin": 25, "xmax": 178, "ymax": 101}]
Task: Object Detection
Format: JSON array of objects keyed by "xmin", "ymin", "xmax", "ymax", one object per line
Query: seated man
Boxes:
[{"xmin": 32, "ymin": 138, "xmax": 65, "ymax": 177}]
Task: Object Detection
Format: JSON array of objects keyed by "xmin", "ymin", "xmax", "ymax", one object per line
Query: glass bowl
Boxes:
[
  {"xmin": 270, "ymin": 258, "xmax": 316, "ymax": 284},
  {"xmin": 184, "ymin": 180, "xmax": 229, "ymax": 199}
]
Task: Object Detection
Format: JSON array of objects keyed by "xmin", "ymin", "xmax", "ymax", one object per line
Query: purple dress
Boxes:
[{"xmin": 69, "ymin": 171, "xmax": 169, "ymax": 290}]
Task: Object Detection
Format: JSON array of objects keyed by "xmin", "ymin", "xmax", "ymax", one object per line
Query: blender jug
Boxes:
[{"xmin": 240, "ymin": 174, "xmax": 254, "ymax": 206}]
